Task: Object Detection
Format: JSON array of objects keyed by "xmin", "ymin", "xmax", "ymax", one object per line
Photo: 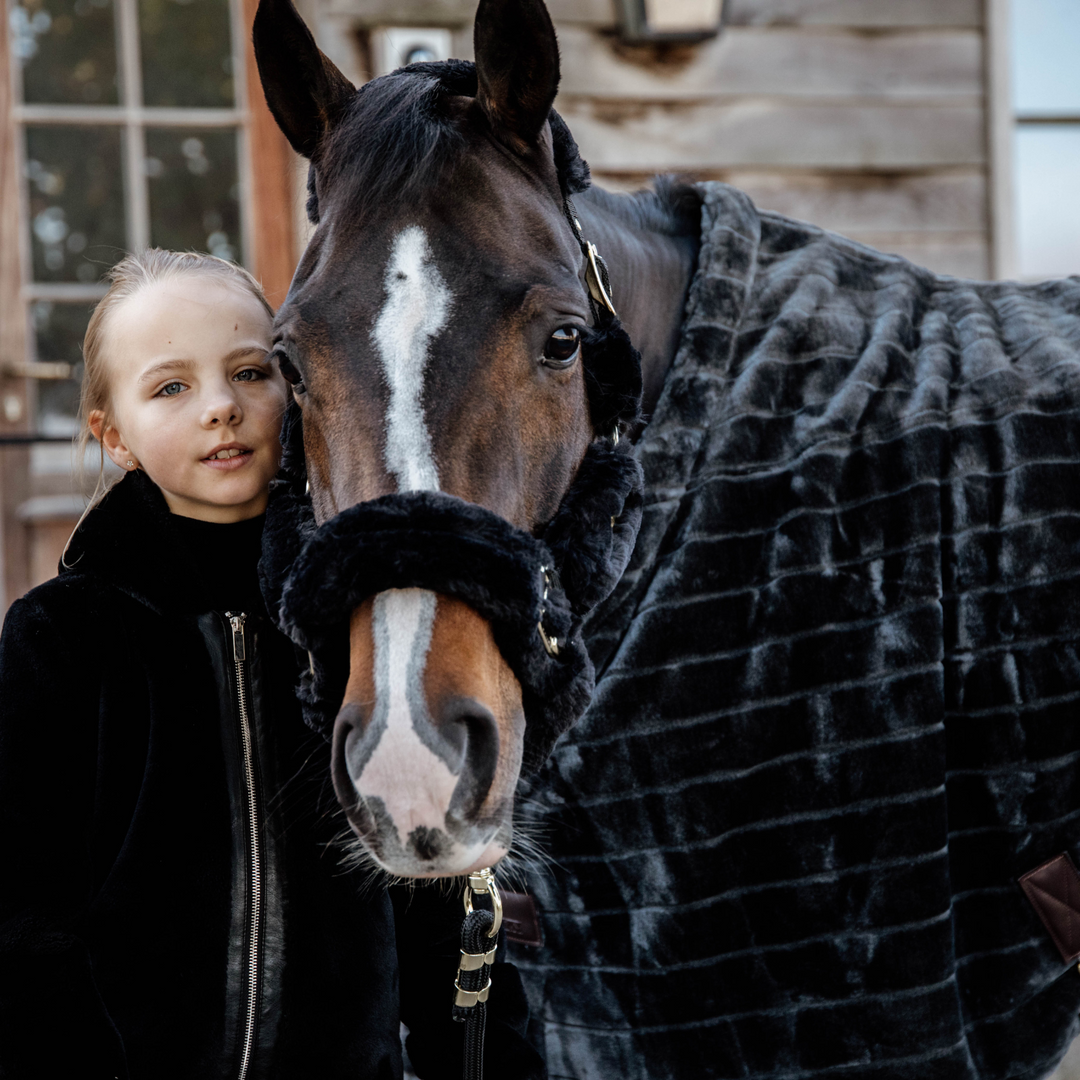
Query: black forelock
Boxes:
[{"xmin": 306, "ymin": 58, "xmax": 589, "ymax": 225}]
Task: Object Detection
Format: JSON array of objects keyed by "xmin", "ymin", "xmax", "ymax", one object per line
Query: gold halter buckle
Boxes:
[
  {"xmin": 585, "ymin": 242, "xmax": 617, "ymax": 318},
  {"xmin": 536, "ymin": 566, "xmax": 560, "ymax": 656}
]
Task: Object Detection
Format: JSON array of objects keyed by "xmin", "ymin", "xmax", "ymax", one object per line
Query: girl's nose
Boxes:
[{"xmin": 201, "ymin": 386, "xmax": 243, "ymax": 427}]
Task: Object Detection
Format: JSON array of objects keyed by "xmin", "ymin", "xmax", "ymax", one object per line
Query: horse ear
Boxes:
[
  {"xmin": 253, "ymin": 0, "xmax": 356, "ymax": 159},
  {"xmin": 473, "ymin": 0, "xmax": 560, "ymax": 149}
]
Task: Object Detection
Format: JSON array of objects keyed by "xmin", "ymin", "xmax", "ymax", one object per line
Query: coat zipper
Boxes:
[{"xmin": 227, "ymin": 612, "xmax": 261, "ymax": 1080}]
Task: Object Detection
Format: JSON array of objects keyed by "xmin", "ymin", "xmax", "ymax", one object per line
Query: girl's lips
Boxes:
[{"xmin": 202, "ymin": 448, "xmax": 254, "ymax": 471}]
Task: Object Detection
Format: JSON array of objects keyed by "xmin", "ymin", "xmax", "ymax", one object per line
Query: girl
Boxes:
[{"xmin": 0, "ymin": 251, "xmax": 401, "ymax": 1079}]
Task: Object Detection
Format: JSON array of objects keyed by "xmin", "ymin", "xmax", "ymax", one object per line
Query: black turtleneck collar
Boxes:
[{"xmin": 61, "ymin": 470, "xmax": 267, "ymax": 617}]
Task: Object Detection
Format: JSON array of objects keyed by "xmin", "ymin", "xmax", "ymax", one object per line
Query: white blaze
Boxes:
[
  {"xmin": 360, "ymin": 229, "xmax": 455, "ymax": 852},
  {"xmin": 354, "ymin": 589, "xmax": 458, "ymax": 839},
  {"xmin": 372, "ymin": 225, "xmax": 450, "ymax": 493}
]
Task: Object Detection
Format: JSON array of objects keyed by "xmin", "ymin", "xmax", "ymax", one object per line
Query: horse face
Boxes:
[{"xmin": 256, "ymin": 0, "xmax": 594, "ymax": 876}]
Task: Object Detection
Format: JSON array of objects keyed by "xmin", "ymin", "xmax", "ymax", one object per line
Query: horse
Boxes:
[
  {"xmin": 253, "ymin": 0, "xmax": 697, "ymax": 881},
  {"xmin": 253, "ymin": 0, "xmax": 1080, "ymax": 1076}
]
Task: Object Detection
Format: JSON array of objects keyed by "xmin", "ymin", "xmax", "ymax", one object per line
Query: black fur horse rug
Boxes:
[{"xmin": 511, "ymin": 181, "xmax": 1080, "ymax": 1080}]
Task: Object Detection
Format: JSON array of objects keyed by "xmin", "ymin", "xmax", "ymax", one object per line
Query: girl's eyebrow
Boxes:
[
  {"xmin": 222, "ymin": 345, "xmax": 271, "ymax": 364},
  {"xmin": 137, "ymin": 357, "xmax": 194, "ymax": 387},
  {"xmin": 136, "ymin": 347, "xmax": 269, "ymax": 388}
]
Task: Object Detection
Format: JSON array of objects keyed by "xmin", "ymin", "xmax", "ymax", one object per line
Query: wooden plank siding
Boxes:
[
  {"xmin": 714, "ymin": 169, "xmax": 987, "ymax": 277},
  {"xmin": 0, "ymin": 7, "xmax": 32, "ymax": 609},
  {"xmin": 551, "ymin": 18, "xmax": 989, "ymax": 276},
  {"xmin": 328, "ymin": 0, "xmax": 982, "ymax": 29},
  {"xmin": 317, "ymin": 1, "xmax": 991, "ymax": 279},
  {"xmin": 561, "ymin": 100, "xmax": 984, "ymax": 169},
  {"xmin": 556, "ymin": 27, "xmax": 983, "ymax": 101},
  {"xmin": 723, "ymin": 0, "xmax": 981, "ymax": 28},
  {"xmin": 594, "ymin": 168, "xmax": 988, "ymax": 278}
]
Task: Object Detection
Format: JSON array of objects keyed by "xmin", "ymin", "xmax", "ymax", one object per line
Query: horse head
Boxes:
[{"xmin": 253, "ymin": 0, "xmax": 692, "ymax": 878}]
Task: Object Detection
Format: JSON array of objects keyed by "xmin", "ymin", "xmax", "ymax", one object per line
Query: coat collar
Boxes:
[{"xmin": 60, "ymin": 470, "xmax": 199, "ymax": 615}]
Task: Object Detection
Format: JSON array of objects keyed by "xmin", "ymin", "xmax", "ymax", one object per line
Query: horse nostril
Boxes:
[
  {"xmin": 438, "ymin": 698, "xmax": 500, "ymax": 821},
  {"xmin": 331, "ymin": 702, "xmax": 380, "ymax": 836}
]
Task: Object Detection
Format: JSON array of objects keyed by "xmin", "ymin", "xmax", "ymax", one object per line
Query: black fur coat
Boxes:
[
  {"xmin": 512, "ymin": 182, "xmax": 1080, "ymax": 1080},
  {"xmin": 0, "ymin": 473, "xmax": 542, "ymax": 1080},
  {"xmin": 0, "ymin": 473, "xmax": 402, "ymax": 1079}
]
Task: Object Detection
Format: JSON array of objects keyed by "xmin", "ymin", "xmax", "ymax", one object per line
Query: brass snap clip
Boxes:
[
  {"xmin": 462, "ymin": 867, "xmax": 503, "ymax": 939},
  {"xmin": 454, "ymin": 868, "xmax": 502, "ymax": 1009}
]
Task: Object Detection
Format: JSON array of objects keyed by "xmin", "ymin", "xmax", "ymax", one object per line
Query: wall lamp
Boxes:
[{"xmin": 617, "ymin": 0, "xmax": 725, "ymax": 43}]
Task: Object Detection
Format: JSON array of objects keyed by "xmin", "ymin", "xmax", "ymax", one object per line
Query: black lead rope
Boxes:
[{"xmin": 453, "ymin": 870, "xmax": 502, "ymax": 1080}]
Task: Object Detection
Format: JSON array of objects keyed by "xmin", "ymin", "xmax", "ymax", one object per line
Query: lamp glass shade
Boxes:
[{"xmin": 643, "ymin": 0, "xmax": 723, "ymax": 34}]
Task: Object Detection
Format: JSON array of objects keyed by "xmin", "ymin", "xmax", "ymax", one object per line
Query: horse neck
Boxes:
[{"xmin": 575, "ymin": 186, "xmax": 701, "ymax": 418}]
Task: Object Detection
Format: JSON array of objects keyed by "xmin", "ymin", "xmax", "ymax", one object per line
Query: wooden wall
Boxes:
[
  {"xmin": 0, "ymin": 7, "xmax": 32, "ymax": 611},
  {"xmin": 0, "ymin": 0, "xmax": 300, "ymax": 611},
  {"xmin": 316, "ymin": 0, "xmax": 991, "ymax": 278}
]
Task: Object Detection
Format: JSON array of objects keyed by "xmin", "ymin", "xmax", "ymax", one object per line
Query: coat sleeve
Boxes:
[
  {"xmin": 392, "ymin": 883, "xmax": 547, "ymax": 1080},
  {"xmin": 0, "ymin": 594, "xmax": 129, "ymax": 1080}
]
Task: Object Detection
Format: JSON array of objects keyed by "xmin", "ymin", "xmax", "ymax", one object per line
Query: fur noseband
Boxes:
[
  {"xmin": 261, "ymin": 424, "xmax": 643, "ymax": 773},
  {"xmin": 259, "ymin": 315, "xmax": 644, "ymax": 772}
]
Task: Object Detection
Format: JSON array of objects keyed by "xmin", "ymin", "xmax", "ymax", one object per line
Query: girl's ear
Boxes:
[{"xmin": 90, "ymin": 410, "xmax": 136, "ymax": 471}]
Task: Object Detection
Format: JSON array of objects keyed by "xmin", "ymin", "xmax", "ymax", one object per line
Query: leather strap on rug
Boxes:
[{"xmin": 1019, "ymin": 853, "xmax": 1080, "ymax": 965}]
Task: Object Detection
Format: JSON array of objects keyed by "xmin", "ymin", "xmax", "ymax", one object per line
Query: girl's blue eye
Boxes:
[
  {"xmin": 159, "ymin": 381, "xmax": 185, "ymax": 397},
  {"xmin": 234, "ymin": 367, "xmax": 266, "ymax": 382}
]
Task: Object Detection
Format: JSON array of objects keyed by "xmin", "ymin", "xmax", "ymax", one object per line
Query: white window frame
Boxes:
[
  {"xmin": 986, "ymin": 0, "xmax": 1080, "ymax": 281},
  {"xmin": 7, "ymin": 0, "xmax": 254, "ymax": 352},
  {"xmin": 985, "ymin": 0, "xmax": 1015, "ymax": 280}
]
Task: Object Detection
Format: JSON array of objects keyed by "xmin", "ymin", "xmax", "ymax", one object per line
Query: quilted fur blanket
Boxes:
[{"xmin": 511, "ymin": 181, "xmax": 1080, "ymax": 1080}]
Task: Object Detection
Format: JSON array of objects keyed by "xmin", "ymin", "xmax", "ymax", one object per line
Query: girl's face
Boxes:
[{"xmin": 91, "ymin": 274, "xmax": 287, "ymax": 522}]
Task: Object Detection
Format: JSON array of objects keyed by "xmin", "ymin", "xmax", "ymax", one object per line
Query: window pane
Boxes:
[
  {"xmin": 146, "ymin": 128, "xmax": 241, "ymax": 259},
  {"xmin": 25, "ymin": 126, "xmax": 126, "ymax": 283},
  {"xmin": 1011, "ymin": 0, "xmax": 1080, "ymax": 117},
  {"xmin": 11, "ymin": 0, "xmax": 119, "ymax": 105},
  {"xmin": 1015, "ymin": 125, "xmax": 1080, "ymax": 279},
  {"xmin": 31, "ymin": 300, "xmax": 91, "ymax": 436},
  {"xmin": 139, "ymin": 0, "xmax": 234, "ymax": 108}
]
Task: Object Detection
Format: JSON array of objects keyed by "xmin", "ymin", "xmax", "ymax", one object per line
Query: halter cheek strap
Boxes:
[
  {"xmin": 564, "ymin": 195, "xmax": 618, "ymax": 327},
  {"xmin": 562, "ymin": 195, "xmax": 643, "ymax": 444}
]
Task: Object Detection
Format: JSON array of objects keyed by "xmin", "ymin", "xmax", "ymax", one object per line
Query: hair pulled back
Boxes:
[
  {"xmin": 77, "ymin": 249, "xmax": 273, "ymax": 501},
  {"xmin": 64, "ymin": 250, "xmax": 273, "ymax": 564}
]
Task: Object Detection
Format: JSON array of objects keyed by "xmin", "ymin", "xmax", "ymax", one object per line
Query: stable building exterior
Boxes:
[{"xmin": 0, "ymin": 0, "xmax": 1052, "ymax": 610}]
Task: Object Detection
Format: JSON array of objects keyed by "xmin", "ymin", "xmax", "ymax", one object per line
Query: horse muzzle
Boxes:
[
  {"xmin": 261, "ymin": 425, "xmax": 645, "ymax": 879},
  {"xmin": 330, "ymin": 589, "xmax": 523, "ymax": 877}
]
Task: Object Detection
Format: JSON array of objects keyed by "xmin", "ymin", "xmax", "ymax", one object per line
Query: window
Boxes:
[
  {"xmin": 1011, "ymin": 0, "xmax": 1080, "ymax": 279},
  {"xmin": 9, "ymin": 0, "xmax": 251, "ymax": 439}
]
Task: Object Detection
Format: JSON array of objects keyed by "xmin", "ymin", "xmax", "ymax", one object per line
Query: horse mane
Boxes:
[
  {"xmin": 580, "ymin": 176, "xmax": 702, "ymax": 239},
  {"xmin": 308, "ymin": 59, "xmax": 591, "ymax": 224}
]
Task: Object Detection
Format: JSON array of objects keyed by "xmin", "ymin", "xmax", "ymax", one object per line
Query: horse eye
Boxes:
[
  {"xmin": 274, "ymin": 350, "xmax": 306, "ymax": 392},
  {"xmin": 542, "ymin": 326, "xmax": 581, "ymax": 367}
]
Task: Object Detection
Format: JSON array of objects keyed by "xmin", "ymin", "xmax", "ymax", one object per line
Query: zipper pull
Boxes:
[{"xmin": 227, "ymin": 612, "xmax": 247, "ymax": 663}]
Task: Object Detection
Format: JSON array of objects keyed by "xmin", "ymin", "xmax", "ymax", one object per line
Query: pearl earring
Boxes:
[{"xmin": 126, "ymin": 460, "xmax": 135, "ymax": 469}]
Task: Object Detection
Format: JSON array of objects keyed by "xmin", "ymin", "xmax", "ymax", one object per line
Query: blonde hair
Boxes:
[{"xmin": 66, "ymin": 250, "xmax": 274, "ymax": 560}]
